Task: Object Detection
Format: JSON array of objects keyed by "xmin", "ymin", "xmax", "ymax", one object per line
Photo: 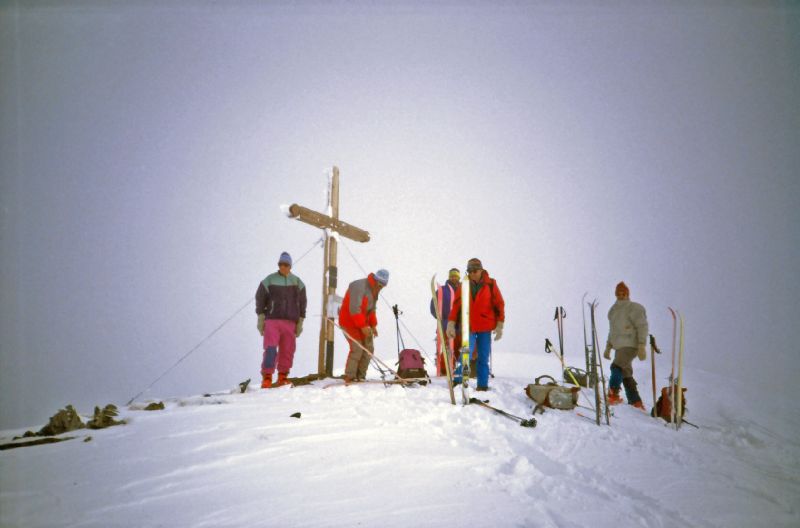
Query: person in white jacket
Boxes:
[{"xmin": 604, "ymin": 281, "xmax": 648, "ymax": 409}]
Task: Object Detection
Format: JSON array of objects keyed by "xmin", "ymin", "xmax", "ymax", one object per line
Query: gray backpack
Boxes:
[{"xmin": 525, "ymin": 375, "xmax": 579, "ymax": 410}]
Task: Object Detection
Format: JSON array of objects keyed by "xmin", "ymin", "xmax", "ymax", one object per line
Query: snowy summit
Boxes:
[{"xmin": 1, "ymin": 353, "xmax": 798, "ymax": 527}]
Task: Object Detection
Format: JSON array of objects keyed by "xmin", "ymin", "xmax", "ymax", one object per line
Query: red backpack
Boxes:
[
  {"xmin": 652, "ymin": 386, "xmax": 687, "ymax": 423},
  {"xmin": 396, "ymin": 349, "xmax": 429, "ymax": 383}
]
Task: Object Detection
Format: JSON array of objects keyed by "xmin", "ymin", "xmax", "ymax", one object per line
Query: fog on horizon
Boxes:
[{"xmin": 1, "ymin": 2, "xmax": 798, "ymax": 430}]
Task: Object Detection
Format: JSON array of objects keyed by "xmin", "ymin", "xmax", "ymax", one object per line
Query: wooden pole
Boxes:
[
  {"xmin": 318, "ymin": 228, "xmax": 329, "ymax": 376},
  {"xmin": 325, "ymin": 168, "xmax": 340, "ymax": 377},
  {"xmin": 288, "ymin": 166, "xmax": 367, "ymax": 378}
]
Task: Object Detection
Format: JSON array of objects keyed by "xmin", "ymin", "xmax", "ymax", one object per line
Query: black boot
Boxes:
[{"xmin": 622, "ymin": 377, "xmax": 642, "ymax": 406}]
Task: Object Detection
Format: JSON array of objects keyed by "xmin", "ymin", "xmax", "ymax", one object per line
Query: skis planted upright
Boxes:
[
  {"xmin": 590, "ymin": 300, "xmax": 610, "ymax": 425},
  {"xmin": 460, "ymin": 276, "xmax": 471, "ymax": 406},
  {"xmin": 583, "ymin": 294, "xmax": 601, "ymax": 425},
  {"xmin": 431, "ymin": 275, "xmax": 456, "ymax": 405},
  {"xmin": 668, "ymin": 307, "xmax": 678, "ymax": 429},
  {"xmin": 581, "ymin": 293, "xmax": 594, "ymax": 387},
  {"xmin": 677, "ymin": 311, "xmax": 685, "ymax": 430}
]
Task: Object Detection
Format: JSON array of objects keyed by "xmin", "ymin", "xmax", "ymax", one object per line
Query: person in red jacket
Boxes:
[
  {"xmin": 338, "ymin": 269, "xmax": 389, "ymax": 384},
  {"xmin": 446, "ymin": 258, "xmax": 505, "ymax": 391}
]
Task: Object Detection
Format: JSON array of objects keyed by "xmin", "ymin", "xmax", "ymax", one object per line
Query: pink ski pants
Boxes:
[{"xmin": 262, "ymin": 319, "xmax": 297, "ymax": 376}]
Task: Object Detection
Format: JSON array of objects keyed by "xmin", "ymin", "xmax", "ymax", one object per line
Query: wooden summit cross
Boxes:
[{"xmin": 288, "ymin": 166, "xmax": 369, "ymax": 377}]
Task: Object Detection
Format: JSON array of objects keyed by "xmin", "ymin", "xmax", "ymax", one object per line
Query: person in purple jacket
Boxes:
[
  {"xmin": 430, "ymin": 268, "xmax": 460, "ymax": 376},
  {"xmin": 255, "ymin": 252, "xmax": 307, "ymax": 388}
]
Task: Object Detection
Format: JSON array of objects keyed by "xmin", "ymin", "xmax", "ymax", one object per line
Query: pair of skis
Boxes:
[
  {"xmin": 458, "ymin": 276, "xmax": 471, "ymax": 405},
  {"xmin": 668, "ymin": 307, "xmax": 686, "ymax": 430},
  {"xmin": 587, "ymin": 299, "xmax": 611, "ymax": 425},
  {"xmin": 431, "ymin": 274, "xmax": 458, "ymax": 405},
  {"xmin": 430, "ymin": 273, "xmax": 472, "ymax": 406}
]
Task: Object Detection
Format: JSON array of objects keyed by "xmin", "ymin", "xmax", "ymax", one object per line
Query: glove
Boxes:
[
  {"xmin": 361, "ymin": 326, "xmax": 373, "ymax": 338},
  {"xmin": 637, "ymin": 344, "xmax": 647, "ymax": 361},
  {"xmin": 257, "ymin": 313, "xmax": 265, "ymax": 336},
  {"xmin": 446, "ymin": 321, "xmax": 456, "ymax": 340},
  {"xmin": 603, "ymin": 343, "xmax": 612, "ymax": 360},
  {"xmin": 295, "ymin": 317, "xmax": 304, "ymax": 337},
  {"xmin": 494, "ymin": 321, "xmax": 504, "ymax": 341},
  {"xmin": 371, "ymin": 326, "xmax": 378, "ymax": 338}
]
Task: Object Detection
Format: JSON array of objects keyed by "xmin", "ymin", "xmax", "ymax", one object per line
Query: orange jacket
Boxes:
[
  {"xmin": 339, "ymin": 274, "xmax": 381, "ymax": 338},
  {"xmin": 448, "ymin": 270, "xmax": 505, "ymax": 333}
]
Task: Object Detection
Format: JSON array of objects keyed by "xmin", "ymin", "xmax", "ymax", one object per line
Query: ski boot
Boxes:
[
  {"xmin": 622, "ymin": 377, "xmax": 643, "ymax": 408},
  {"xmin": 608, "ymin": 387, "xmax": 624, "ymax": 405},
  {"xmin": 275, "ymin": 372, "xmax": 292, "ymax": 387},
  {"xmin": 261, "ymin": 374, "xmax": 273, "ymax": 389}
]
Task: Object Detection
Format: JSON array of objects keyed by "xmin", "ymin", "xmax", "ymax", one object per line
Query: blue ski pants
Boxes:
[{"xmin": 453, "ymin": 331, "xmax": 492, "ymax": 388}]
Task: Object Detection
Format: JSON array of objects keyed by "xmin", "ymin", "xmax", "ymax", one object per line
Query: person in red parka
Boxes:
[
  {"xmin": 338, "ymin": 269, "xmax": 389, "ymax": 384},
  {"xmin": 446, "ymin": 258, "xmax": 505, "ymax": 391}
]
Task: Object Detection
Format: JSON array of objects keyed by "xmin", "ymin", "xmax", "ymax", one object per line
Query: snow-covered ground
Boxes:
[{"xmin": 1, "ymin": 352, "xmax": 798, "ymax": 528}]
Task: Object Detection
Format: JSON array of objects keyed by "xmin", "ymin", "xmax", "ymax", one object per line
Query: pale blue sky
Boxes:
[{"xmin": 1, "ymin": 1, "xmax": 798, "ymax": 429}]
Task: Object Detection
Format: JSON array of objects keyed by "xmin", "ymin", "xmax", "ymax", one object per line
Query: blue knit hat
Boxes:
[
  {"xmin": 278, "ymin": 251, "xmax": 292, "ymax": 266},
  {"xmin": 374, "ymin": 269, "xmax": 389, "ymax": 286}
]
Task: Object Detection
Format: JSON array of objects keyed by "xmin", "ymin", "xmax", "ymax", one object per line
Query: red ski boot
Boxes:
[{"xmin": 608, "ymin": 387, "xmax": 624, "ymax": 405}]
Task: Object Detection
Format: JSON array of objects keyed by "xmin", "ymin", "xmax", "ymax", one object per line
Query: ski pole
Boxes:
[
  {"xmin": 331, "ymin": 320, "xmax": 400, "ymax": 377},
  {"xmin": 545, "ymin": 339, "xmax": 594, "ymax": 412},
  {"xmin": 649, "ymin": 334, "xmax": 661, "ymax": 418},
  {"xmin": 677, "ymin": 311, "xmax": 685, "ymax": 430},
  {"xmin": 554, "ymin": 307, "xmax": 566, "ymax": 381},
  {"xmin": 545, "ymin": 337, "xmax": 584, "ymax": 390},
  {"xmin": 393, "ymin": 304, "xmax": 402, "ymax": 357},
  {"xmin": 469, "ymin": 398, "xmax": 537, "ymax": 428}
]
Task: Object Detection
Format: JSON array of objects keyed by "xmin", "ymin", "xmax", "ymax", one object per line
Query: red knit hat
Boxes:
[{"xmin": 615, "ymin": 281, "xmax": 629, "ymax": 296}]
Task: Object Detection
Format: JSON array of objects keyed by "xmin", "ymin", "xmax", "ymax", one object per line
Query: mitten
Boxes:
[
  {"xmin": 257, "ymin": 313, "xmax": 265, "ymax": 336},
  {"xmin": 295, "ymin": 317, "xmax": 304, "ymax": 337},
  {"xmin": 603, "ymin": 342, "xmax": 612, "ymax": 360},
  {"xmin": 494, "ymin": 321, "xmax": 504, "ymax": 341}
]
